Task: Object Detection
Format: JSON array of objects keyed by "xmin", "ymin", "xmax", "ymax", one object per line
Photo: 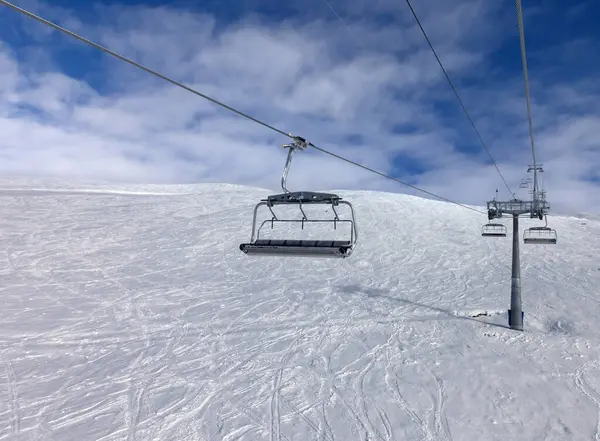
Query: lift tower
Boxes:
[{"xmin": 484, "ymin": 165, "xmax": 555, "ymax": 331}]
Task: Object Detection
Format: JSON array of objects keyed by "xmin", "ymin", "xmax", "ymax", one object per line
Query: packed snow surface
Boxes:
[{"xmin": 1, "ymin": 177, "xmax": 599, "ymax": 440}]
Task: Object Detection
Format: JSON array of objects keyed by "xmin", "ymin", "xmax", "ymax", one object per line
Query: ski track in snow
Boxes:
[
  {"xmin": 0, "ymin": 180, "xmax": 600, "ymax": 440},
  {"xmin": 575, "ymin": 363, "xmax": 600, "ymax": 441}
]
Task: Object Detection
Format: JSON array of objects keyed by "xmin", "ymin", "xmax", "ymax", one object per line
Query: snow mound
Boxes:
[{"xmin": 1, "ymin": 179, "xmax": 599, "ymax": 441}]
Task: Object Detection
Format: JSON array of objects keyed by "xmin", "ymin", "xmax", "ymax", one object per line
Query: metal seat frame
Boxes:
[
  {"xmin": 523, "ymin": 215, "xmax": 557, "ymax": 244},
  {"xmin": 481, "ymin": 223, "xmax": 507, "ymax": 237},
  {"xmin": 239, "ymin": 136, "xmax": 358, "ymax": 258}
]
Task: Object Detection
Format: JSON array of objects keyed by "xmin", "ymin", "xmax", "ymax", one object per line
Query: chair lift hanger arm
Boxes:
[{"xmin": 281, "ymin": 137, "xmax": 309, "ymax": 194}]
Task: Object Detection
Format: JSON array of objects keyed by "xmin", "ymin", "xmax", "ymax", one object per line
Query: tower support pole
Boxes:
[{"xmin": 509, "ymin": 213, "xmax": 523, "ymax": 330}]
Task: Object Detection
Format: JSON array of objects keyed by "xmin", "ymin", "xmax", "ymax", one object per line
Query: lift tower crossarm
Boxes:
[{"xmin": 486, "ymin": 198, "xmax": 550, "ymax": 220}]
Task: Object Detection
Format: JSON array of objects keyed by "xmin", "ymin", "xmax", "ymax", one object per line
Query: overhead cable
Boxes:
[
  {"xmin": 404, "ymin": 0, "xmax": 516, "ymax": 199},
  {"xmin": 515, "ymin": 0, "xmax": 539, "ymax": 195},
  {"xmin": 320, "ymin": 0, "xmax": 352, "ymax": 32}
]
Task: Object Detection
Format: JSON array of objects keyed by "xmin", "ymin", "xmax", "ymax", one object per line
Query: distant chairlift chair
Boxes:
[
  {"xmin": 481, "ymin": 223, "xmax": 507, "ymax": 237},
  {"xmin": 523, "ymin": 215, "xmax": 557, "ymax": 244},
  {"xmin": 239, "ymin": 136, "xmax": 358, "ymax": 258}
]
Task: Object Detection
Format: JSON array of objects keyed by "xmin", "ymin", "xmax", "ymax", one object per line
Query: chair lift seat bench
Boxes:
[{"xmin": 239, "ymin": 239, "xmax": 354, "ymax": 257}]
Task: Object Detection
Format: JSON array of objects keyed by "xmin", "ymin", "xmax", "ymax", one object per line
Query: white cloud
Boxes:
[{"xmin": 0, "ymin": 0, "xmax": 598, "ymax": 215}]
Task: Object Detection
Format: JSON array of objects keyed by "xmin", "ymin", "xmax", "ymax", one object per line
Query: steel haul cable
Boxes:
[
  {"xmin": 403, "ymin": 0, "xmax": 516, "ymax": 199},
  {"xmin": 515, "ymin": 0, "xmax": 540, "ymax": 199}
]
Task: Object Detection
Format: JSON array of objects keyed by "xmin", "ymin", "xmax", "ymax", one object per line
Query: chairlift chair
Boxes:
[
  {"xmin": 523, "ymin": 215, "xmax": 557, "ymax": 244},
  {"xmin": 481, "ymin": 223, "xmax": 507, "ymax": 237},
  {"xmin": 239, "ymin": 136, "xmax": 358, "ymax": 258}
]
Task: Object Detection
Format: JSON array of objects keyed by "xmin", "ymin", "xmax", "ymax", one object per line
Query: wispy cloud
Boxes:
[{"xmin": 0, "ymin": 0, "xmax": 598, "ymax": 214}]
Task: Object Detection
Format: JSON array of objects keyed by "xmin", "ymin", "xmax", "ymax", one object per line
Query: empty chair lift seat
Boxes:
[
  {"xmin": 239, "ymin": 138, "xmax": 358, "ymax": 258},
  {"xmin": 481, "ymin": 223, "xmax": 507, "ymax": 237},
  {"xmin": 238, "ymin": 191, "xmax": 358, "ymax": 258},
  {"xmin": 523, "ymin": 227, "xmax": 557, "ymax": 244}
]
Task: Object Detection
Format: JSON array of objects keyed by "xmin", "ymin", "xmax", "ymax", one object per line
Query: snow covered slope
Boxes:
[{"xmin": 1, "ymin": 179, "xmax": 599, "ymax": 441}]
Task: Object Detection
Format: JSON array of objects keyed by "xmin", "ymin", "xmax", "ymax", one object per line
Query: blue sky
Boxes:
[{"xmin": 0, "ymin": 0, "xmax": 599, "ymax": 214}]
